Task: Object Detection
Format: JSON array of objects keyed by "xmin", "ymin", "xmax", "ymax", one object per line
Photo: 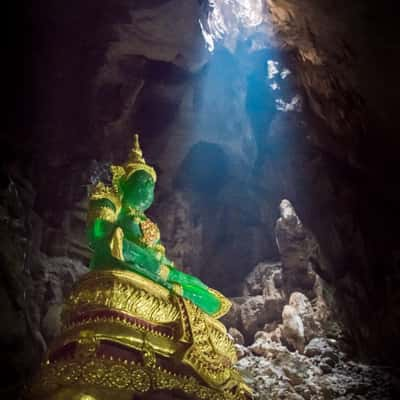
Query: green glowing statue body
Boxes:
[{"xmin": 87, "ymin": 135, "xmax": 226, "ymax": 317}]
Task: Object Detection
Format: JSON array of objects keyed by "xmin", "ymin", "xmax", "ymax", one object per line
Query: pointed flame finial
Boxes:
[
  {"xmin": 123, "ymin": 134, "xmax": 157, "ymax": 182},
  {"xmin": 129, "ymin": 134, "xmax": 145, "ymax": 164}
]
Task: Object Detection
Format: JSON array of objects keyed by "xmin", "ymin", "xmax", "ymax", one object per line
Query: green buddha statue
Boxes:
[
  {"xmin": 87, "ymin": 134, "xmax": 228, "ymax": 317},
  {"xmin": 25, "ymin": 134, "xmax": 251, "ymax": 400}
]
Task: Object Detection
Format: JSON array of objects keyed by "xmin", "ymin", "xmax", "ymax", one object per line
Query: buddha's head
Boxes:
[
  {"xmin": 121, "ymin": 170, "xmax": 155, "ymax": 211},
  {"xmin": 106, "ymin": 134, "xmax": 157, "ymax": 212}
]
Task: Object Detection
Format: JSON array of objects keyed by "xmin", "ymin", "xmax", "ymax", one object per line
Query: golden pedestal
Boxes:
[{"xmin": 26, "ymin": 270, "xmax": 251, "ymax": 400}]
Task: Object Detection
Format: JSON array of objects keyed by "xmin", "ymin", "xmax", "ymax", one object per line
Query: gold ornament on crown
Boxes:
[{"xmin": 123, "ymin": 134, "xmax": 157, "ymax": 182}]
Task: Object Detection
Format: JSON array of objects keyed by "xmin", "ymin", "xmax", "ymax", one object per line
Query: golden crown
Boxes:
[
  {"xmin": 123, "ymin": 134, "xmax": 157, "ymax": 182},
  {"xmin": 90, "ymin": 134, "xmax": 157, "ymax": 202}
]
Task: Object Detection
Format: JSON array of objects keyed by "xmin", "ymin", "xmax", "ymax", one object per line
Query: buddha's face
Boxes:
[{"xmin": 122, "ymin": 170, "xmax": 155, "ymax": 211}]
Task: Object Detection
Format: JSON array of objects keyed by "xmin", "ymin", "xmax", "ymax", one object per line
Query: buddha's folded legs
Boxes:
[{"xmin": 118, "ymin": 238, "xmax": 223, "ymax": 316}]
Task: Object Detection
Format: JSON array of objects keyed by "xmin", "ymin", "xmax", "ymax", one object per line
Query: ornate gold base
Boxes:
[
  {"xmin": 28, "ymin": 353, "xmax": 243, "ymax": 400},
  {"xmin": 26, "ymin": 270, "xmax": 251, "ymax": 400}
]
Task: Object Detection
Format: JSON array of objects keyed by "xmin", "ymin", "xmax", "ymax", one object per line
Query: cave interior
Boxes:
[{"xmin": 2, "ymin": 0, "xmax": 400, "ymax": 398}]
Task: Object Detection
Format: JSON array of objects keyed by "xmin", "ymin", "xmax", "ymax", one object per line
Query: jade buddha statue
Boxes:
[
  {"xmin": 87, "ymin": 134, "xmax": 227, "ymax": 317},
  {"xmin": 26, "ymin": 134, "xmax": 251, "ymax": 400}
]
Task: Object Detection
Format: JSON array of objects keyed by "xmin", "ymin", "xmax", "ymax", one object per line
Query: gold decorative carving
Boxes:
[
  {"xmin": 28, "ymin": 354, "xmax": 247, "ymax": 400},
  {"xmin": 87, "ymin": 204, "xmax": 117, "ymax": 226},
  {"xmin": 89, "ymin": 182, "xmax": 121, "ymax": 211},
  {"xmin": 109, "ymin": 227, "xmax": 124, "ymax": 261},
  {"xmin": 159, "ymin": 264, "xmax": 170, "ymax": 281},
  {"xmin": 139, "ymin": 218, "xmax": 160, "ymax": 247},
  {"xmin": 153, "ymin": 242, "xmax": 166, "ymax": 255},
  {"xmin": 172, "ymin": 282, "xmax": 184, "ymax": 296},
  {"xmin": 63, "ymin": 271, "xmax": 179, "ymax": 325},
  {"xmin": 110, "ymin": 165, "xmax": 126, "ymax": 192}
]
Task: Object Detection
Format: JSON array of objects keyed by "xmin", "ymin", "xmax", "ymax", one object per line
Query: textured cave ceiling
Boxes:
[{"xmin": 4, "ymin": 0, "xmax": 400, "ymax": 368}]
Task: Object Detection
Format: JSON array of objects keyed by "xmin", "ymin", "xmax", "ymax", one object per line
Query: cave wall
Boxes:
[
  {"xmin": 4, "ymin": 0, "xmax": 400, "ymax": 373},
  {"xmin": 263, "ymin": 0, "xmax": 400, "ymax": 364}
]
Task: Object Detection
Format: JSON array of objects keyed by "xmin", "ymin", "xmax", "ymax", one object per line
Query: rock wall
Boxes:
[
  {"xmin": 262, "ymin": 0, "xmax": 400, "ymax": 366},
  {"xmin": 0, "ymin": 168, "xmax": 88, "ymax": 398}
]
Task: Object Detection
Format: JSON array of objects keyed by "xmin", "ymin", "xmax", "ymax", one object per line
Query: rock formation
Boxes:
[
  {"xmin": 0, "ymin": 170, "xmax": 88, "ymax": 398},
  {"xmin": 237, "ymin": 334, "xmax": 396, "ymax": 400},
  {"xmin": 224, "ymin": 201, "xmax": 398, "ymax": 399}
]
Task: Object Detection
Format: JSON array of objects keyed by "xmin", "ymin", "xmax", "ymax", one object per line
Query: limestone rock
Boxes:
[
  {"xmin": 228, "ymin": 327, "xmax": 245, "ymax": 345},
  {"xmin": 242, "ymin": 262, "xmax": 286, "ymax": 324},
  {"xmin": 0, "ymin": 174, "xmax": 44, "ymax": 398},
  {"xmin": 240, "ymin": 295, "xmax": 267, "ymax": 341},
  {"xmin": 224, "ymin": 263, "xmax": 329, "ymax": 346},
  {"xmin": 304, "ymin": 337, "xmax": 339, "ymax": 361},
  {"xmin": 289, "ymin": 292, "xmax": 321, "ymax": 343},
  {"xmin": 281, "ymin": 304, "xmax": 305, "ymax": 353},
  {"xmin": 102, "ymin": 0, "xmax": 208, "ymax": 75},
  {"xmin": 275, "ymin": 200, "xmax": 317, "ymax": 298},
  {"xmin": 237, "ymin": 334, "xmax": 396, "ymax": 400},
  {"xmin": 28, "ymin": 254, "xmax": 88, "ymax": 342},
  {"xmin": 242, "ymin": 262, "xmax": 282, "ymax": 297},
  {"xmin": 249, "ymin": 331, "xmax": 290, "ymax": 358},
  {"xmin": 261, "ymin": 322, "xmax": 283, "ymax": 343},
  {"xmin": 238, "ymin": 334, "xmax": 321, "ymax": 400},
  {"xmin": 312, "ymin": 277, "xmax": 343, "ymax": 340},
  {"xmin": 235, "ymin": 344, "xmax": 251, "ymax": 360},
  {"xmin": 220, "ymin": 298, "xmax": 242, "ymax": 330},
  {"xmin": 221, "ymin": 262, "xmax": 288, "ymax": 342},
  {"xmin": 41, "ymin": 303, "xmax": 63, "ymax": 343}
]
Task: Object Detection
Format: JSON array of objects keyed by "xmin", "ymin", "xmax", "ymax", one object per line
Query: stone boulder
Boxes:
[
  {"xmin": 304, "ymin": 337, "xmax": 339, "ymax": 360},
  {"xmin": 221, "ymin": 262, "xmax": 289, "ymax": 342},
  {"xmin": 249, "ymin": 331, "xmax": 291, "ymax": 359},
  {"xmin": 220, "ymin": 297, "xmax": 244, "ymax": 331},
  {"xmin": 304, "ymin": 336, "xmax": 341, "ymax": 374},
  {"xmin": 242, "ymin": 262, "xmax": 283, "ymax": 297},
  {"xmin": 239, "ymin": 331, "xmax": 323, "ymax": 400},
  {"xmin": 243, "ymin": 262, "xmax": 286, "ymax": 324},
  {"xmin": 228, "ymin": 327, "xmax": 245, "ymax": 345},
  {"xmin": 289, "ymin": 292, "xmax": 321, "ymax": 343},
  {"xmin": 237, "ymin": 332, "xmax": 396, "ymax": 400},
  {"xmin": 261, "ymin": 321, "xmax": 283, "ymax": 343},
  {"xmin": 281, "ymin": 304, "xmax": 305, "ymax": 353},
  {"xmin": 221, "ymin": 263, "xmax": 328, "ymax": 346},
  {"xmin": 234, "ymin": 344, "xmax": 251, "ymax": 360},
  {"xmin": 41, "ymin": 303, "xmax": 64, "ymax": 344},
  {"xmin": 275, "ymin": 199, "xmax": 317, "ymax": 298},
  {"xmin": 223, "ymin": 293, "xmax": 283, "ymax": 343},
  {"xmin": 29, "ymin": 254, "xmax": 88, "ymax": 343},
  {"xmin": 240, "ymin": 295, "xmax": 267, "ymax": 341}
]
